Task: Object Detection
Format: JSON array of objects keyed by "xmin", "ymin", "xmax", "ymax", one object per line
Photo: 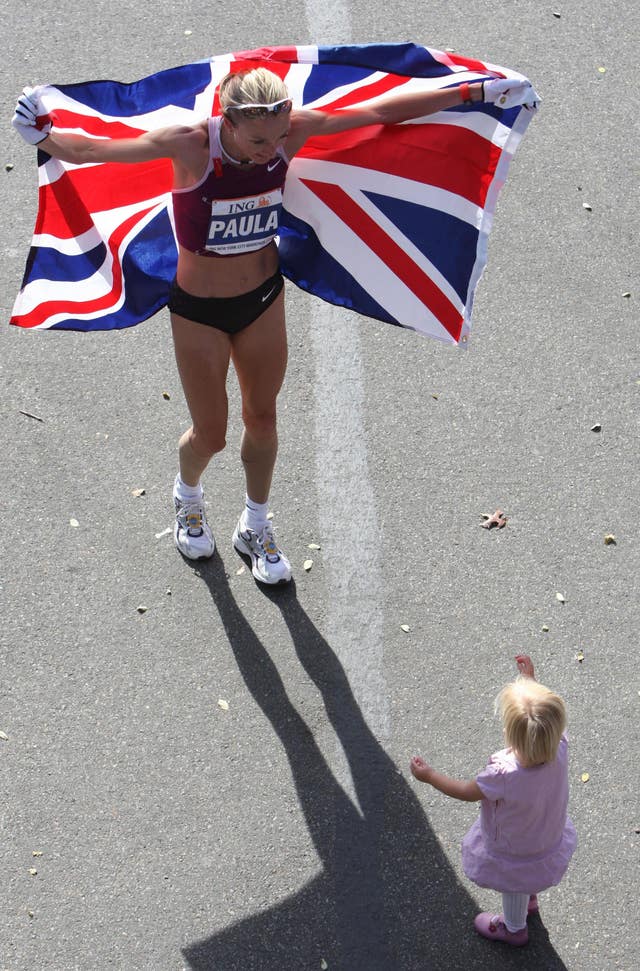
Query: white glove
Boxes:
[
  {"xmin": 483, "ymin": 77, "xmax": 540, "ymax": 110},
  {"xmin": 12, "ymin": 86, "xmax": 51, "ymax": 144}
]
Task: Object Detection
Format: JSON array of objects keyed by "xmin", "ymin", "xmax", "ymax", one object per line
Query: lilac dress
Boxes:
[{"xmin": 461, "ymin": 734, "xmax": 577, "ymax": 893}]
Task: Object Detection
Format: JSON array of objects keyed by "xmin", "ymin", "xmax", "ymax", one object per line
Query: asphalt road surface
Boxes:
[{"xmin": 1, "ymin": 2, "xmax": 638, "ymax": 969}]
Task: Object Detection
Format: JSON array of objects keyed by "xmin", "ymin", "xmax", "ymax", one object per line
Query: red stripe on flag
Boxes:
[
  {"xmin": 300, "ymin": 122, "xmax": 501, "ymax": 207},
  {"xmin": 49, "ymin": 109, "xmax": 147, "ymax": 139},
  {"xmin": 35, "ymin": 179, "xmax": 93, "ymax": 238},
  {"xmin": 14, "ymin": 205, "xmax": 157, "ymax": 329},
  {"xmin": 301, "ymin": 178, "xmax": 463, "ymax": 341},
  {"xmin": 228, "ymin": 55, "xmax": 292, "ymax": 86},
  {"xmin": 232, "ymin": 47, "xmax": 300, "ymax": 65},
  {"xmin": 323, "ymin": 74, "xmax": 410, "ymax": 110},
  {"xmin": 35, "ymin": 160, "xmax": 172, "ymax": 239},
  {"xmin": 444, "ymin": 53, "xmax": 505, "ymax": 77}
]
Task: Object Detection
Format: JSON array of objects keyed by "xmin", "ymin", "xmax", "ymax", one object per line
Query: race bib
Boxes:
[{"xmin": 206, "ymin": 188, "xmax": 283, "ymax": 255}]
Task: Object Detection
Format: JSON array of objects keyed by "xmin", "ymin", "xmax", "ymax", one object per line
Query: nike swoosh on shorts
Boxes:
[
  {"xmin": 261, "ymin": 285, "xmax": 277, "ymax": 302},
  {"xmin": 267, "ymin": 160, "xmax": 281, "ymax": 172}
]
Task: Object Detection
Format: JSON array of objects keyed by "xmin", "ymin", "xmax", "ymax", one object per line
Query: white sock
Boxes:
[
  {"xmin": 501, "ymin": 892, "xmax": 529, "ymax": 932},
  {"xmin": 243, "ymin": 494, "xmax": 269, "ymax": 532},
  {"xmin": 174, "ymin": 474, "xmax": 203, "ymax": 501}
]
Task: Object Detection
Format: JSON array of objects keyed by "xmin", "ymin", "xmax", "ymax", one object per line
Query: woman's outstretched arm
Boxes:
[
  {"xmin": 286, "ymin": 76, "xmax": 535, "ymax": 153},
  {"xmin": 11, "ymin": 86, "xmax": 205, "ymax": 167}
]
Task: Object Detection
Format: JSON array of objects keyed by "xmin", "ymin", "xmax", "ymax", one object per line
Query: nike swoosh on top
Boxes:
[
  {"xmin": 261, "ymin": 285, "xmax": 277, "ymax": 303},
  {"xmin": 267, "ymin": 160, "xmax": 281, "ymax": 172}
]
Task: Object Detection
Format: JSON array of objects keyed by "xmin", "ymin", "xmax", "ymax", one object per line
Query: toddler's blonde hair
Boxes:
[{"xmin": 496, "ymin": 677, "xmax": 566, "ymax": 766}]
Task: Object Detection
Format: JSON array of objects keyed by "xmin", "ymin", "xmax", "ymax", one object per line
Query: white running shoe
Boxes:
[
  {"xmin": 174, "ymin": 495, "xmax": 215, "ymax": 560},
  {"xmin": 232, "ymin": 516, "xmax": 292, "ymax": 585}
]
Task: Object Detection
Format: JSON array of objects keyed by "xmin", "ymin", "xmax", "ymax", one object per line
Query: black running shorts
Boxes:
[{"xmin": 168, "ymin": 271, "xmax": 284, "ymax": 334}]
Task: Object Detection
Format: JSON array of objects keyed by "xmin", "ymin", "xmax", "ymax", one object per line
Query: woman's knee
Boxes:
[
  {"xmin": 187, "ymin": 424, "xmax": 227, "ymax": 460},
  {"xmin": 242, "ymin": 406, "xmax": 277, "ymax": 442}
]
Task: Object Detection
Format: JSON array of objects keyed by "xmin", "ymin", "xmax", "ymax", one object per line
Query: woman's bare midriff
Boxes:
[{"xmin": 175, "ymin": 241, "xmax": 280, "ymax": 298}]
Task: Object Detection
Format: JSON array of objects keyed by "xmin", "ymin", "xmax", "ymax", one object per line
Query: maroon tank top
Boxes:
[{"xmin": 172, "ymin": 116, "xmax": 289, "ymax": 257}]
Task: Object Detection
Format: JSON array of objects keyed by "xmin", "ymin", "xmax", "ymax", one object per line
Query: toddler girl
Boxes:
[{"xmin": 410, "ymin": 654, "xmax": 577, "ymax": 947}]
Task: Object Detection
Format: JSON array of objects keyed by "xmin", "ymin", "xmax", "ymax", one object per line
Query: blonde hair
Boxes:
[
  {"xmin": 496, "ymin": 677, "xmax": 566, "ymax": 766},
  {"xmin": 219, "ymin": 68, "xmax": 289, "ymax": 114}
]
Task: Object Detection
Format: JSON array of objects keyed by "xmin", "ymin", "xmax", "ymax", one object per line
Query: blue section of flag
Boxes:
[
  {"xmin": 124, "ymin": 209, "xmax": 177, "ymax": 297},
  {"xmin": 25, "ymin": 241, "xmax": 106, "ymax": 283},
  {"xmin": 54, "ymin": 62, "xmax": 213, "ymax": 115},
  {"xmin": 49, "ymin": 211, "xmax": 175, "ymax": 331},
  {"xmin": 363, "ymin": 191, "xmax": 479, "ymax": 305},
  {"xmin": 51, "ymin": 209, "xmax": 175, "ymax": 332},
  {"xmin": 303, "ymin": 43, "xmax": 451, "ymax": 104},
  {"xmin": 317, "ymin": 43, "xmax": 449, "ymax": 77},
  {"xmin": 279, "ymin": 214, "xmax": 399, "ymax": 326}
]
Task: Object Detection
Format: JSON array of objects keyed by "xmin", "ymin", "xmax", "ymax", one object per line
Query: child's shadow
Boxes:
[{"xmin": 182, "ymin": 553, "xmax": 566, "ymax": 971}]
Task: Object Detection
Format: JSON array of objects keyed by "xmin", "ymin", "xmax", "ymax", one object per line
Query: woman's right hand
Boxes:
[
  {"xmin": 12, "ymin": 87, "xmax": 51, "ymax": 144},
  {"xmin": 515, "ymin": 654, "xmax": 535, "ymax": 679}
]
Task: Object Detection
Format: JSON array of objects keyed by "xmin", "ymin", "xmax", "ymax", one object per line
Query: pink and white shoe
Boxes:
[{"xmin": 474, "ymin": 913, "xmax": 529, "ymax": 947}]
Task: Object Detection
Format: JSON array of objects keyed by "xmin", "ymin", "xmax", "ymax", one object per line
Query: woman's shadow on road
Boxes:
[{"xmin": 182, "ymin": 552, "xmax": 565, "ymax": 971}]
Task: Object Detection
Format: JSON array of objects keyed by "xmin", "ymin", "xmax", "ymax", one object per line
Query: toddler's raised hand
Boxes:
[
  {"xmin": 410, "ymin": 755, "xmax": 433, "ymax": 783},
  {"xmin": 515, "ymin": 654, "xmax": 535, "ymax": 679}
]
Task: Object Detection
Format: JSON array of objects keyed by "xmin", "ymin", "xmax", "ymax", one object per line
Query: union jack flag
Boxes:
[{"xmin": 10, "ymin": 43, "xmax": 538, "ymax": 345}]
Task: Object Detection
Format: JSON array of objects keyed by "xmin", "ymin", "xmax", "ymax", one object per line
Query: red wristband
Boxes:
[{"xmin": 459, "ymin": 81, "xmax": 472, "ymax": 105}]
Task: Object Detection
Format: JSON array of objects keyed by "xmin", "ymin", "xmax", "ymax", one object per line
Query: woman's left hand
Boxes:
[{"xmin": 483, "ymin": 78, "xmax": 540, "ymax": 109}]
